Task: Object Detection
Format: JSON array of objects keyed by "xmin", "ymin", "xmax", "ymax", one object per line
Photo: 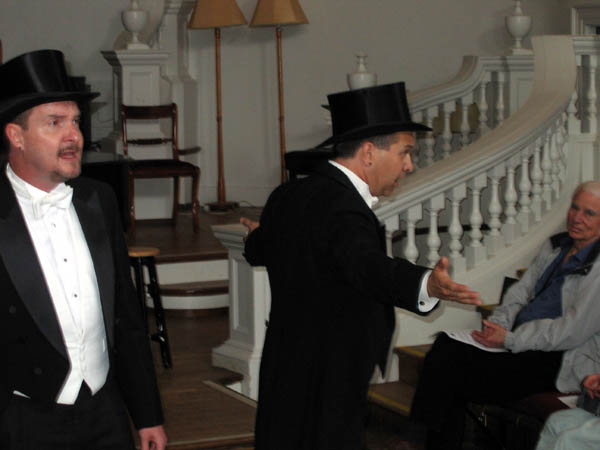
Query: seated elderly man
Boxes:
[
  {"xmin": 535, "ymin": 372, "xmax": 600, "ymax": 450},
  {"xmin": 410, "ymin": 181, "xmax": 600, "ymax": 450}
]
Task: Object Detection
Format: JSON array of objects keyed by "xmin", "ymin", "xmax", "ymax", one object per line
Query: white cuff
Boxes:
[{"xmin": 417, "ymin": 270, "xmax": 439, "ymax": 312}]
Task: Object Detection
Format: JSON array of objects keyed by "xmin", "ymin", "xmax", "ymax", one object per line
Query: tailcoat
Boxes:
[
  {"xmin": 0, "ymin": 168, "xmax": 163, "ymax": 429},
  {"xmin": 244, "ymin": 163, "xmax": 433, "ymax": 450}
]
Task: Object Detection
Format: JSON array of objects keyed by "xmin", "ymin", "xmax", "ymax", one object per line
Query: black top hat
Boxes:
[
  {"xmin": 319, "ymin": 82, "xmax": 431, "ymax": 147},
  {"xmin": 0, "ymin": 50, "xmax": 99, "ymax": 125}
]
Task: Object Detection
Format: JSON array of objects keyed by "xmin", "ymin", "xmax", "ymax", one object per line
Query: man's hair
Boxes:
[
  {"xmin": 334, "ymin": 132, "xmax": 401, "ymax": 159},
  {"xmin": 1, "ymin": 109, "xmax": 32, "ymax": 154},
  {"xmin": 574, "ymin": 181, "xmax": 600, "ymax": 200}
]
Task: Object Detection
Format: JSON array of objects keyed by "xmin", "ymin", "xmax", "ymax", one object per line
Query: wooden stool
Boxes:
[{"xmin": 128, "ymin": 246, "xmax": 172, "ymax": 369}]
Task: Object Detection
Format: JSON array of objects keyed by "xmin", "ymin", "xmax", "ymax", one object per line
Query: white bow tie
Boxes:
[{"xmin": 32, "ymin": 186, "xmax": 74, "ymax": 219}]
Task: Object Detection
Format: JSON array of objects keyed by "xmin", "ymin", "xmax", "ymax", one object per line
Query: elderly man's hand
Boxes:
[
  {"xmin": 427, "ymin": 257, "xmax": 481, "ymax": 305},
  {"xmin": 471, "ymin": 320, "xmax": 507, "ymax": 349},
  {"xmin": 584, "ymin": 373, "xmax": 600, "ymax": 399}
]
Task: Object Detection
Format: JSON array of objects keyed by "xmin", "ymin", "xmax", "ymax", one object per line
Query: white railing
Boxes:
[
  {"xmin": 408, "ymin": 54, "xmax": 534, "ymax": 168},
  {"xmin": 373, "ymin": 35, "xmax": 600, "ymax": 351}
]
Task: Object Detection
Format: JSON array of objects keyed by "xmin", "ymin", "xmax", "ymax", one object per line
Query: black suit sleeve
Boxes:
[{"xmin": 326, "ymin": 198, "xmax": 429, "ymax": 315}]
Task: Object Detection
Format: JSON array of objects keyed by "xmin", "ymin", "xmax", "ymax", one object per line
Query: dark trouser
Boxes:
[
  {"xmin": 0, "ymin": 379, "xmax": 134, "ymax": 450},
  {"xmin": 410, "ymin": 333, "xmax": 563, "ymax": 450}
]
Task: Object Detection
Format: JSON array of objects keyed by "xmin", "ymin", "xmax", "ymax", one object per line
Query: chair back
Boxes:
[{"xmin": 121, "ymin": 103, "xmax": 179, "ymax": 159}]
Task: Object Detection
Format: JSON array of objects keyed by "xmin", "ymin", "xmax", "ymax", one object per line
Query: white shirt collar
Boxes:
[{"xmin": 329, "ymin": 160, "xmax": 378, "ymax": 209}]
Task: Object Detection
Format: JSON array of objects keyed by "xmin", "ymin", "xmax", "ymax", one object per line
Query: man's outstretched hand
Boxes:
[
  {"xmin": 240, "ymin": 217, "xmax": 259, "ymax": 233},
  {"xmin": 427, "ymin": 257, "xmax": 481, "ymax": 305}
]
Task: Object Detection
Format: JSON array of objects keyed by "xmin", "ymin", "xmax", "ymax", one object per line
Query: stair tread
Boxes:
[
  {"xmin": 368, "ymin": 381, "xmax": 416, "ymax": 416},
  {"xmin": 160, "ymin": 280, "xmax": 229, "ymax": 296},
  {"xmin": 394, "ymin": 344, "xmax": 431, "ymax": 358}
]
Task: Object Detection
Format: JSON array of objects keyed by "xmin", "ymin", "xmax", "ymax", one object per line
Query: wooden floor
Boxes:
[
  {"xmin": 127, "ymin": 207, "xmax": 262, "ymax": 263},
  {"xmin": 146, "ymin": 309, "xmax": 256, "ymax": 450}
]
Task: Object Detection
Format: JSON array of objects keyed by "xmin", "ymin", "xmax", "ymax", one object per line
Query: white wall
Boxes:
[{"xmin": 1, "ymin": 0, "xmax": 569, "ymax": 208}]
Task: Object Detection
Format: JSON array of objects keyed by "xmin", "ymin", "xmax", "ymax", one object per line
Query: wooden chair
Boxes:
[{"xmin": 121, "ymin": 103, "xmax": 200, "ymax": 234}]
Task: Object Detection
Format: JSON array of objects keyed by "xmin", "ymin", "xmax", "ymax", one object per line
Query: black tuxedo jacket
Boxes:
[
  {"xmin": 245, "ymin": 162, "xmax": 435, "ymax": 450},
  {"xmin": 0, "ymin": 169, "xmax": 163, "ymax": 429}
]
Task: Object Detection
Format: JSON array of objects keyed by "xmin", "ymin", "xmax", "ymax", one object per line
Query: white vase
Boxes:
[
  {"xmin": 505, "ymin": 0, "xmax": 532, "ymax": 55},
  {"xmin": 347, "ymin": 53, "xmax": 377, "ymax": 90},
  {"xmin": 122, "ymin": 0, "xmax": 149, "ymax": 49}
]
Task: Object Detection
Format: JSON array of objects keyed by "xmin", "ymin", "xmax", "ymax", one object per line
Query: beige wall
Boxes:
[{"xmin": 0, "ymin": 0, "xmax": 570, "ymax": 206}]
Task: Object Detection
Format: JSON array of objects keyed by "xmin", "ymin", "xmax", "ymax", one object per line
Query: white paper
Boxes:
[
  {"xmin": 558, "ymin": 395, "xmax": 579, "ymax": 409},
  {"xmin": 443, "ymin": 329, "xmax": 508, "ymax": 353}
]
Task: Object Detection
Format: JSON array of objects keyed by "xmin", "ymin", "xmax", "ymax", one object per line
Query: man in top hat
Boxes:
[
  {"xmin": 240, "ymin": 82, "xmax": 481, "ymax": 450},
  {"xmin": 0, "ymin": 50, "xmax": 166, "ymax": 449}
]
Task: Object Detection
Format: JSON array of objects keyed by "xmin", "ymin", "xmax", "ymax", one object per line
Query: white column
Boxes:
[
  {"xmin": 460, "ymin": 93, "xmax": 473, "ymax": 148},
  {"xmin": 466, "ymin": 174, "xmax": 488, "ymax": 269},
  {"xmin": 384, "ymin": 215, "xmax": 400, "ymax": 257},
  {"xmin": 495, "ymin": 71, "xmax": 506, "ymax": 127},
  {"xmin": 403, "ymin": 204, "xmax": 423, "ymax": 264},
  {"xmin": 211, "ymin": 224, "xmax": 270, "ymax": 400},
  {"xmin": 441, "ymin": 102, "xmax": 454, "ymax": 159},
  {"xmin": 425, "ymin": 194, "xmax": 445, "ymax": 267},
  {"xmin": 101, "ymin": 49, "xmax": 170, "ymax": 154},
  {"xmin": 568, "ymin": 56, "xmax": 581, "ymax": 136},
  {"xmin": 502, "ymin": 155, "xmax": 521, "ymax": 245},
  {"xmin": 541, "ymin": 130, "xmax": 553, "ymax": 211},
  {"xmin": 447, "ymin": 184, "xmax": 467, "ymax": 275},
  {"xmin": 484, "ymin": 163, "xmax": 505, "ymax": 257},
  {"xmin": 422, "ymin": 107, "xmax": 436, "ymax": 166},
  {"xmin": 477, "ymin": 75, "xmax": 491, "ymax": 137},
  {"xmin": 517, "ymin": 145, "xmax": 533, "ymax": 234},
  {"xmin": 530, "ymin": 137, "xmax": 543, "ymax": 222},
  {"xmin": 586, "ymin": 54, "xmax": 598, "ymax": 135}
]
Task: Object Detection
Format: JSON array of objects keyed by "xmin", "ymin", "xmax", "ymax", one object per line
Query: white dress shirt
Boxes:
[
  {"xmin": 329, "ymin": 160, "xmax": 438, "ymax": 312},
  {"xmin": 6, "ymin": 164, "xmax": 109, "ymax": 404}
]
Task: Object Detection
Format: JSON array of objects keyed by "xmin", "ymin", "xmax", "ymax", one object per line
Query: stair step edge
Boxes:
[{"xmin": 160, "ymin": 280, "xmax": 229, "ymax": 297}]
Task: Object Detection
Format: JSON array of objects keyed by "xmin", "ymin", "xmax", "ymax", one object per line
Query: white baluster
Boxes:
[
  {"xmin": 460, "ymin": 93, "xmax": 473, "ymax": 148},
  {"xmin": 530, "ymin": 137, "xmax": 543, "ymax": 222},
  {"xmin": 586, "ymin": 54, "xmax": 597, "ymax": 134},
  {"xmin": 447, "ymin": 183, "xmax": 467, "ymax": 275},
  {"xmin": 422, "ymin": 107, "xmax": 436, "ymax": 166},
  {"xmin": 495, "ymin": 71, "xmax": 506, "ymax": 127},
  {"xmin": 412, "ymin": 111, "xmax": 422, "ymax": 169},
  {"xmin": 484, "ymin": 164, "xmax": 505, "ymax": 257},
  {"xmin": 441, "ymin": 102, "xmax": 454, "ymax": 158},
  {"xmin": 403, "ymin": 204, "xmax": 423, "ymax": 264},
  {"xmin": 477, "ymin": 74, "xmax": 491, "ymax": 137},
  {"xmin": 517, "ymin": 144, "xmax": 533, "ymax": 234},
  {"xmin": 426, "ymin": 194, "xmax": 445, "ymax": 268},
  {"xmin": 567, "ymin": 57, "xmax": 580, "ymax": 136},
  {"xmin": 557, "ymin": 114, "xmax": 568, "ymax": 182},
  {"xmin": 384, "ymin": 216, "xmax": 400, "ymax": 257},
  {"xmin": 541, "ymin": 131, "xmax": 553, "ymax": 211},
  {"xmin": 466, "ymin": 174, "xmax": 488, "ymax": 269},
  {"xmin": 550, "ymin": 126, "xmax": 561, "ymax": 198},
  {"xmin": 502, "ymin": 155, "xmax": 521, "ymax": 245}
]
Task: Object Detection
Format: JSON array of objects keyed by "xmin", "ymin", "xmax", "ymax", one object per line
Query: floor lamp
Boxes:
[
  {"xmin": 250, "ymin": 0, "xmax": 308, "ymax": 184},
  {"xmin": 188, "ymin": 0, "xmax": 246, "ymax": 211}
]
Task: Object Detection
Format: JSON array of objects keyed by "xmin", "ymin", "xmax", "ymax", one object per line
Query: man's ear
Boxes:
[
  {"xmin": 5, "ymin": 123, "xmax": 24, "ymax": 150},
  {"xmin": 358, "ymin": 141, "xmax": 376, "ymax": 168}
]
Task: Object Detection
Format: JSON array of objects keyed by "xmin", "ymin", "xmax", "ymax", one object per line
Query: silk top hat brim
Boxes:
[
  {"xmin": 319, "ymin": 82, "xmax": 431, "ymax": 147},
  {"xmin": 0, "ymin": 50, "xmax": 99, "ymax": 124}
]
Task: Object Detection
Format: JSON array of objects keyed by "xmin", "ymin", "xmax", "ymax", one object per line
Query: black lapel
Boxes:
[
  {"xmin": 69, "ymin": 179, "xmax": 115, "ymax": 343},
  {"xmin": 0, "ymin": 171, "xmax": 67, "ymax": 357}
]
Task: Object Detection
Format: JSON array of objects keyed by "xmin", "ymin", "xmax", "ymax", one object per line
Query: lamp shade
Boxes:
[
  {"xmin": 188, "ymin": 0, "xmax": 247, "ymax": 29},
  {"xmin": 250, "ymin": 0, "xmax": 308, "ymax": 27}
]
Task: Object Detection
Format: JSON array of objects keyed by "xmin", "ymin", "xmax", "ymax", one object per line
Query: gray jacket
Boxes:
[{"xmin": 489, "ymin": 232, "xmax": 600, "ymax": 393}]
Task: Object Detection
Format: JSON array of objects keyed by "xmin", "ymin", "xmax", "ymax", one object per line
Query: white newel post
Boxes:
[
  {"xmin": 211, "ymin": 224, "xmax": 271, "ymax": 400},
  {"xmin": 101, "ymin": 49, "xmax": 170, "ymax": 154}
]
